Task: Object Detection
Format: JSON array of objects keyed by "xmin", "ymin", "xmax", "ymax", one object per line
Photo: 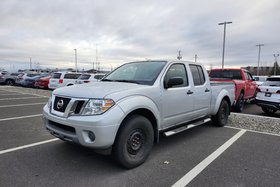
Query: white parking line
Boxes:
[
  {"xmin": 232, "ymin": 112, "xmax": 280, "ymax": 120},
  {"xmin": 0, "ymin": 90, "xmax": 48, "ymax": 97},
  {"xmin": 0, "ymin": 138, "xmax": 59, "ymax": 155},
  {"xmin": 172, "ymin": 129, "xmax": 246, "ymax": 187},
  {"xmin": 0, "ymin": 103, "xmax": 46, "ymax": 108},
  {"xmin": 0, "ymin": 96, "xmax": 45, "ymax": 100},
  {"xmin": 225, "ymin": 126, "xmax": 280, "ymax": 137},
  {"xmin": 0, "ymin": 114, "xmax": 42, "ymax": 122},
  {"xmin": 0, "ymin": 93, "xmax": 24, "ymax": 96}
]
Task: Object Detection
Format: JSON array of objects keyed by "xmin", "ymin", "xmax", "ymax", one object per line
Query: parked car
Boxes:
[
  {"xmin": 255, "ymin": 77, "xmax": 280, "ymax": 115},
  {"xmin": 75, "ymin": 73, "xmax": 105, "ymax": 84},
  {"xmin": 209, "ymin": 68, "xmax": 257, "ymax": 112},
  {"xmin": 16, "ymin": 73, "xmax": 41, "ymax": 86},
  {"xmin": 0, "ymin": 73, "xmax": 20, "ymax": 85},
  {"xmin": 43, "ymin": 60, "xmax": 235, "ymax": 169},
  {"xmin": 48, "ymin": 72, "xmax": 82, "ymax": 89},
  {"xmin": 253, "ymin": 75, "xmax": 268, "ymax": 86},
  {"xmin": 34, "ymin": 75, "xmax": 51, "ymax": 89},
  {"xmin": 0, "ymin": 71, "xmax": 9, "ymax": 75},
  {"xmin": 22, "ymin": 74, "xmax": 50, "ymax": 87}
]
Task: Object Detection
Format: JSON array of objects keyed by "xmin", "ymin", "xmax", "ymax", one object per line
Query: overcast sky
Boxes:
[{"xmin": 0, "ymin": 0, "xmax": 280, "ymax": 71}]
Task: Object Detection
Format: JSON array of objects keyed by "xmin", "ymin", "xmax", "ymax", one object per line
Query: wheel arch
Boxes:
[{"xmin": 117, "ymin": 108, "xmax": 159, "ymax": 144}]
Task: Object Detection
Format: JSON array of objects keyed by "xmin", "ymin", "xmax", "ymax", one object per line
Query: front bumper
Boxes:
[
  {"xmin": 255, "ymin": 99, "xmax": 280, "ymax": 110},
  {"xmin": 42, "ymin": 104, "xmax": 124, "ymax": 149}
]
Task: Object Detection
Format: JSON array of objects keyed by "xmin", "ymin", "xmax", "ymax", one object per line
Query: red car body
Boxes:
[
  {"xmin": 209, "ymin": 68, "xmax": 257, "ymax": 112},
  {"xmin": 34, "ymin": 76, "xmax": 51, "ymax": 89}
]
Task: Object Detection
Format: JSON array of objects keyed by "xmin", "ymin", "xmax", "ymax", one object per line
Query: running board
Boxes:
[{"xmin": 164, "ymin": 118, "xmax": 211, "ymax": 137}]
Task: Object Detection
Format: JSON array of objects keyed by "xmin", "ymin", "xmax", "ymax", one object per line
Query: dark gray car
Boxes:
[{"xmin": 0, "ymin": 73, "xmax": 20, "ymax": 86}]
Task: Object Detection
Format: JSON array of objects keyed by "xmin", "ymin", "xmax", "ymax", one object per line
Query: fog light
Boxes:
[{"xmin": 88, "ymin": 131, "xmax": 95, "ymax": 141}]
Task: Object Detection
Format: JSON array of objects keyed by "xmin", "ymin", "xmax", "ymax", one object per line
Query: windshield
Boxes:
[
  {"xmin": 210, "ymin": 70, "xmax": 242, "ymax": 80},
  {"xmin": 103, "ymin": 61, "xmax": 167, "ymax": 85}
]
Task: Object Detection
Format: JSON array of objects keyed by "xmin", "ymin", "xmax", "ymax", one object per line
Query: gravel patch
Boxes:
[{"xmin": 228, "ymin": 113, "xmax": 280, "ymax": 135}]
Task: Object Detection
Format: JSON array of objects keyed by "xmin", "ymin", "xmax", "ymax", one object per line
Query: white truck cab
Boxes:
[{"xmin": 43, "ymin": 60, "xmax": 234, "ymax": 168}]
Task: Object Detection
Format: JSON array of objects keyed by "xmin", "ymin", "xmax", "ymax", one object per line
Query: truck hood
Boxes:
[{"xmin": 52, "ymin": 82, "xmax": 148, "ymax": 99}]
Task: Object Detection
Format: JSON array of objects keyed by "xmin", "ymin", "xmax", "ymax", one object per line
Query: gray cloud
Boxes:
[{"xmin": 0, "ymin": 0, "xmax": 280, "ymax": 71}]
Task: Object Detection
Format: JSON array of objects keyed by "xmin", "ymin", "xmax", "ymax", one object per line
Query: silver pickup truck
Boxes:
[{"xmin": 43, "ymin": 60, "xmax": 235, "ymax": 168}]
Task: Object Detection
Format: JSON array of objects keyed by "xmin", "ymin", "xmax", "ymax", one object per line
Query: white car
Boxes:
[
  {"xmin": 253, "ymin": 76, "xmax": 268, "ymax": 86},
  {"xmin": 75, "ymin": 73, "xmax": 105, "ymax": 84},
  {"xmin": 48, "ymin": 72, "xmax": 82, "ymax": 89},
  {"xmin": 255, "ymin": 77, "xmax": 280, "ymax": 115}
]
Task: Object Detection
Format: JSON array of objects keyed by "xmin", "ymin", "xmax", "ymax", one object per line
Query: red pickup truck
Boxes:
[{"xmin": 209, "ymin": 68, "xmax": 257, "ymax": 112}]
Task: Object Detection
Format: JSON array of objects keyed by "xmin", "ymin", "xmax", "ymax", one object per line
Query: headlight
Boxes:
[
  {"xmin": 81, "ymin": 99, "xmax": 115, "ymax": 115},
  {"xmin": 47, "ymin": 96, "xmax": 52, "ymax": 108}
]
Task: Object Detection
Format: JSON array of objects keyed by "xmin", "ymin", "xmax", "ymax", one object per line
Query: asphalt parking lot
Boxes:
[{"xmin": 0, "ymin": 86, "xmax": 280, "ymax": 187}]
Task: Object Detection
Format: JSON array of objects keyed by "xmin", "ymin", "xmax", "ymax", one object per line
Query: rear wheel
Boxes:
[
  {"xmin": 261, "ymin": 107, "xmax": 277, "ymax": 115},
  {"xmin": 234, "ymin": 93, "xmax": 244, "ymax": 112},
  {"xmin": 212, "ymin": 100, "xmax": 230, "ymax": 127},
  {"xmin": 113, "ymin": 115, "xmax": 154, "ymax": 169}
]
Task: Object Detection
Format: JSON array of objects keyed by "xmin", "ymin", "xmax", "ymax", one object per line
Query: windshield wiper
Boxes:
[
  {"xmin": 101, "ymin": 79, "xmax": 113, "ymax": 82},
  {"xmin": 115, "ymin": 80, "xmax": 140, "ymax": 84}
]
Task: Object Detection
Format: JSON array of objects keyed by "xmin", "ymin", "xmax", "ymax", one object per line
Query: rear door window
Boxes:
[
  {"xmin": 190, "ymin": 65, "xmax": 205, "ymax": 86},
  {"xmin": 78, "ymin": 74, "xmax": 91, "ymax": 80},
  {"xmin": 64, "ymin": 73, "xmax": 81, "ymax": 79},
  {"xmin": 52, "ymin": 73, "xmax": 62, "ymax": 79}
]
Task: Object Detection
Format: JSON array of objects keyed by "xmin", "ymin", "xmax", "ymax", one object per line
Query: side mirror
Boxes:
[{"xmin": 164, "ymin": 77, "xmax": 184, "ymax": 88}]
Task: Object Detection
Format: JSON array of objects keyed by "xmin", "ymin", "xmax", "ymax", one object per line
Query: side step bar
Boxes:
[{"xmin": 164, "ymin": 118, "xmax": 211, "ymax": 137}]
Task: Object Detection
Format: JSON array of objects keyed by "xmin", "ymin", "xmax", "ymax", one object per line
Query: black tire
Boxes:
[
  {"xmin": 113, "ymin": 115, "xmax": 154, "ymax": 169},
  {"xmin": 261, "ymin": 107, "xmax": 277, "ymax": 115},
  {"xmin": 5, "ymin": 79, "xmax": 15, "ymax": 86},
  {"xmin": 211, "ymin": 100, "xmax": 230, "ymax": 127},
  {"xmin": 234, "ymin": 93, "xmax": 244, "ymax": 112}
]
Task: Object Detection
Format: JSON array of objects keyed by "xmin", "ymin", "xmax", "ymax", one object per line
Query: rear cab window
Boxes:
[{"xmin": 209, "ymin": 70, "xmax": 242, "ymax": 80}]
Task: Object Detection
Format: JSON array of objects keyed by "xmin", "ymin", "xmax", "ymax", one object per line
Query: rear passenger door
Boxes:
[{"xmin": 189, "ymin": 64, "xmax": 211, "ymax": 118}]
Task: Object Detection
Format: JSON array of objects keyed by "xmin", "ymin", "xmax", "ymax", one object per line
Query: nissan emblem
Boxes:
[{"xmin": 57, "ymin": 99, "xmax": 64, "ymax": 109}]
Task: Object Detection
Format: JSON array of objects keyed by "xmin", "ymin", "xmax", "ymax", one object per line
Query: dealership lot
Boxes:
[{"xmin": 0, "ymin": 86, "xmax": 280, "ymax": 186}]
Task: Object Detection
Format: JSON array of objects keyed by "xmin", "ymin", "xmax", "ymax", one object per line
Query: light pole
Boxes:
[
  {"xmin": 256, "ymin": 44, "xmax": 264, "ymax": 76},
  {"xmin": 218, "ymin": 21, "xmax": 232, "ymax": 69},
  {"xmin": 74, "ymin": 49, "xmax": 77, "ymax": 72},
  {"xmin": 273, "ymin": 54, "xmax": 279, "ymax": 75}
]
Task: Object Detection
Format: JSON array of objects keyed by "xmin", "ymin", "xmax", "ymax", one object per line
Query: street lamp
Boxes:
[
  {"xmin": 273, "ymin": 54, "xmax": 279, "ymax": 75},
  {"xmin": 74, "ymin": 49, "xmax": 77, "ymax": 72},
  {"xmin": 218, "ymin": 21, "xmax": 232, "ymax": 69},
  {"xmin": 256, "ymin": 44, "xmax": 264, "ymax": 76}
]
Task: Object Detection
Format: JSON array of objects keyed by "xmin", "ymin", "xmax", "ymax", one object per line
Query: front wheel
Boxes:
[
  {"xmin": 211, "ymin": 100, "xmax": 230, "ymax": 127},
  {"xmin": 261, "ymin": 107, "xmax": 277, "ymax": 115},
  {"xmin": 113, "ymin": 115, "xmax": 154, "ymax": 169}
]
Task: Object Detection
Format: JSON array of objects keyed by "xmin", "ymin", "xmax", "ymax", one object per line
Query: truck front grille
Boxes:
[
  {"xmin": 53, "ymin": 96, "xmax": 71, "ymax": 112},
  {"xmin": 74, "ymin": 101, "xmax": 85, "ymax": 114}
]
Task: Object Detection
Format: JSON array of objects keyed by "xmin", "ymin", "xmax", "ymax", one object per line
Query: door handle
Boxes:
[
  {"xmin": 187, "ymin": 90, "xmax": 194, "ymax": 95},
  {"xmin": 205, "ymin": 88, "xmax": 210, "ymax": 92}
]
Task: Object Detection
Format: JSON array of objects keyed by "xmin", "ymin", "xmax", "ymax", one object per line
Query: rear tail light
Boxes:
[
  {"xmin": 84, "ymin": 80, "xmax": 90, "ymax": 83},
  {"xmin": 59, "ymin": 79, "xmax": 63, "ymax": 84}
]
